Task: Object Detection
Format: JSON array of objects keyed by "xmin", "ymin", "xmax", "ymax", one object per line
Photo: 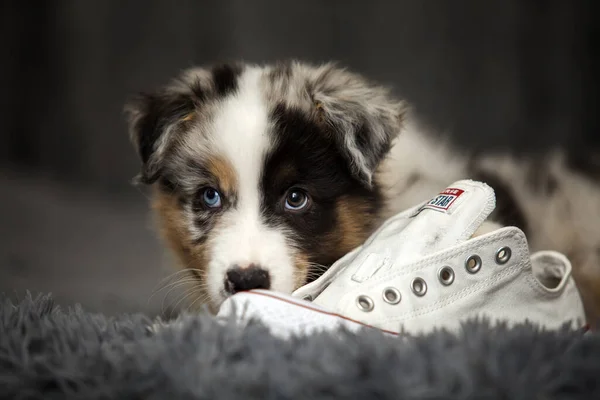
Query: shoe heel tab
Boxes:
[{"xmin": 530, "ymin": 250, "xmax": 573, "ymax": 293}]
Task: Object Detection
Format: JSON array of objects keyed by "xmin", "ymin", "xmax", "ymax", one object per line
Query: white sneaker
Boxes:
[
  {"xmin": 217, "ymin": 289, "xmax": 377, "ymax": 339},
  {"xmin": 218, "ymin": 180, "xmax": 587, "ymax": 338}
]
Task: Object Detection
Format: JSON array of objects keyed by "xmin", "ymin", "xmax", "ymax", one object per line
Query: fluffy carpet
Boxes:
[{"xmin": 1, "ymin": 293, "xmax": 599, "ymax": 399}]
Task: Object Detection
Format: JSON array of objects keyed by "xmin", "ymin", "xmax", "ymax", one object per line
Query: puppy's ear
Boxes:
[
  {"xmin": 306, "ymin": 63, "xmax": 408, "ymax": 186},
  {"xmin": 124, "ymin": 88, "xmax": 198, "ymax": 184}
]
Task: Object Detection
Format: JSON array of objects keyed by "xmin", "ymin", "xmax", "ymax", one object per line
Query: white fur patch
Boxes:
[{"xmin": 203, "ymin": 67, "xmax": 296, "ymax": 305}]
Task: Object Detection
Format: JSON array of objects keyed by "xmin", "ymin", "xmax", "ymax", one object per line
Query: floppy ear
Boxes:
[
  {"xmin": 124, "ymin": 88, "xmax": 197, "ymax": 184},
  {"xmin": 305, "ymin": 63, "xmax": 408, "ymax": 186}
]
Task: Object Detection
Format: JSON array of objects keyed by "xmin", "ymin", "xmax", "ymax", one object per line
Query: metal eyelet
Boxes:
[
  {"xmin": 410, "ymin": 277, "xmax": 428, "ymax": 296},
  {"xmin": 495, "ymin": 246, "xmax": 512, "ymax": 265},
  {"xmin": 302, "ymin": 294, "xmax": 313, "ymax": 302},
  {"xmin": 465, "ymin": 255, "xmax": 482, "ymax": 274},
  {"xmin": 437, "ymin": 266, "xmax": 455, "ymax": 286},
  {"xmin": 356, "ymin": 295, "xmax": 374, "ymax": 312},
  {"xmin": 382, "ymin": 287, "xmax": 402, "ymax": 305}
]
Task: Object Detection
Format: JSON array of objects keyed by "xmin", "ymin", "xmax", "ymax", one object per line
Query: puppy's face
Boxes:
[{"xmin": 126, "ymin": 61, "xmax": 405, "ymax": 309}]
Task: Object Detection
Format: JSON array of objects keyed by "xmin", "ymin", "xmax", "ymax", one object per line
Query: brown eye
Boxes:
[{"xmin": 284, "ymin": 188, "xmax": 309, "ymax": 211}]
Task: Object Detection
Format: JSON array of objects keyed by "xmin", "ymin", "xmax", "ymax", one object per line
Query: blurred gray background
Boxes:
[{"xmin": 1, "ymin": 0, "xmax": 597, "ymax": 317}]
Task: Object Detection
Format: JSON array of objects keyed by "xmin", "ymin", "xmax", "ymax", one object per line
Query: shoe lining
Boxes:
[{"xmin": 531, "ymin": 256, "xmax": 566, "ymax": 290}]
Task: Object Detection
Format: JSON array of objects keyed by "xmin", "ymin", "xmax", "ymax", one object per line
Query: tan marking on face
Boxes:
[
  {"xmin": 181, "ymin": 112, "xmax": 195, "ymax": 122},
  {"xmin": 206, "ymin": 155, "xmax": 238, "ymax": 195},
  {"xmin": 151, "ymin": 187, "xmax": 212, "ymax": 311},
  {"xmin": 333, "ymin": 195, "xmax": 376, "ymax": 253},
  {"xmin": 313, "ymin": 100, "xmax": 326, "ymax": 124},
  {"xmin": 293, "ymin": 251, "xmax": 310, "ymax": 289},
  {"xmin": 298, "ymin": 195, "xmax": 376, "ymax": 286}
]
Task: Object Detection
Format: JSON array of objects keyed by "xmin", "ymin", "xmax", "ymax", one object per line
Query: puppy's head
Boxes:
[{"xmin": 125, "ymin": 61, "xmax": 406, "ymax": 309}]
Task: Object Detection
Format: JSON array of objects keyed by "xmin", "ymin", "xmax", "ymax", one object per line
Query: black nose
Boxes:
[{"xmin": 224, "ymin": 265, "xmax": 271, "ymax": 294}]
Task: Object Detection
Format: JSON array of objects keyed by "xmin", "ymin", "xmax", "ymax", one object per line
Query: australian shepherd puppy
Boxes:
[{"xmin": 125, "ymin": 60, "xmax": 600, "ymax": 325}]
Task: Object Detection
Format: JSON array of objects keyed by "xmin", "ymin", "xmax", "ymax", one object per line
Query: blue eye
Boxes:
[
  {"xmin": 202, "ymin": 187, "xmax": 222, "ymax": 208},
  {"xmin": 284, "ymin": 189, "xmax": 309, "ymax": 211}
]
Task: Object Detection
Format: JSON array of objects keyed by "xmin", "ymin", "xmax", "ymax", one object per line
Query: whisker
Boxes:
[
  {"xmin": 149, "ymin": 279, "xmax": 197, "ymax": 307},
  {"xmin": 133, "ymin": 184, "xmax": 154, "ymax": 202},
  {"xmin": 152, "ymin": 269, "xmax": 188, "ymax": 288},
  {"xmin": 150, "ymin": 272, "xmax": 193, "ymax": 296},
  {"xmin": 307, "ymin": 266, "xmax": 330, "ymax": 274},
  {"xmin": 186, "ymin": 268, "xmax": 206, "ymax": 276},
  {"xmin": 152, "ymin": 278, "xmax": 198, "ymax": 296},
  {"xmin": 150, "ymin": 269, "xmax": 194, "ymax": 294},
  {"xmin": 159, "ymin": 279, "xmax": 198, "ymax": 311},
  {"xmin": 149, "ymin": 267, "xmax": 209, "ymax": 303},
  {"xmin": 161, "ymin": 287, "xmax": 193, "ymax": 318},
  {"xmin": 168, "ymin": 290, "xmax": 200, "ymax": 319},
  {"xmin": 186, "ymin": 292, "xmax": 211, "ymax": 312},
  {"xmin": 306, "ymin": 262, "xmax": 330, "ymax": 272}
]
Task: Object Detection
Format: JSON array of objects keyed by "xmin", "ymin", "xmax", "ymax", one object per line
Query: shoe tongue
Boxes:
[
  {"xmin": 374, "ymin": 179, "xmax": 497, "ymax": 261},
  {"xmin": 293, "ymin": 180, "xmax": 496, "ymax": 300}
]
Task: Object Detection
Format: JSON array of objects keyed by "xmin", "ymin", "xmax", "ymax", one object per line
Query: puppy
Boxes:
[{"xmin": 125, "ymin": 61, "xmax": 600, "ymax": 324}]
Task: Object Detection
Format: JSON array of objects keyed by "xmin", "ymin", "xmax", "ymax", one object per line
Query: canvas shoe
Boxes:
[
  {"xmin": 216, "ymin": 289, "xmax": 379, "ymax": 339},
  {"xmin": 217, "ymin": 180, "xmax": 587, "ymax": 338}
]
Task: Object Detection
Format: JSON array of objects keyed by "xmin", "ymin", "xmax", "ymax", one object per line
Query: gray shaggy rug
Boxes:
[{"xmin": 1, "ymin": 293, "xmax": 599, "ymax": 400}]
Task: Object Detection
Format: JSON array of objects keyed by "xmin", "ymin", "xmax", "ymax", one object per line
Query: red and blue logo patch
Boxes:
[{"xmin": 422, "ymin": 188, "xmax": 465, "ymax": 212}]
